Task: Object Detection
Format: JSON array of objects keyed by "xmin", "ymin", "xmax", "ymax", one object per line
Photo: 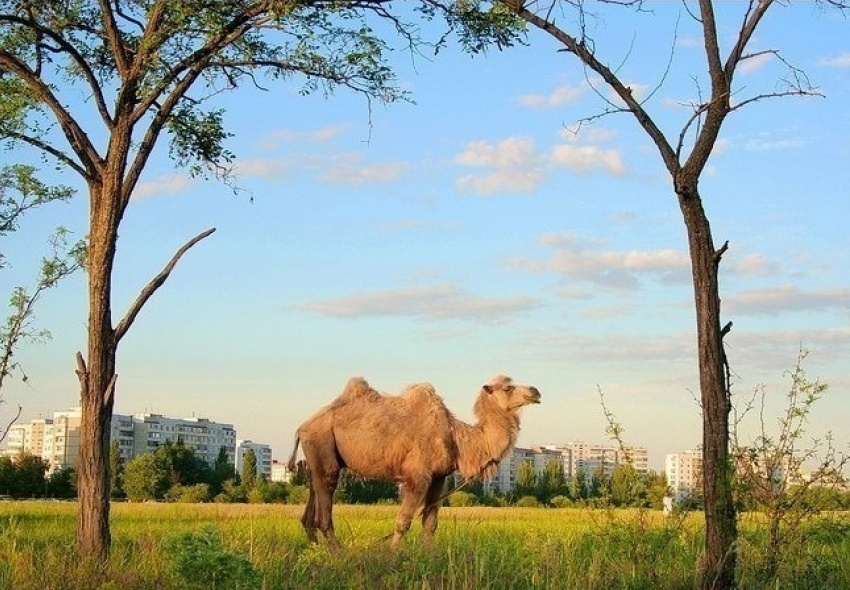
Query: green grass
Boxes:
[{"xmin": 0, "ymin": 502, "xmax": 847, "ymax": 589}]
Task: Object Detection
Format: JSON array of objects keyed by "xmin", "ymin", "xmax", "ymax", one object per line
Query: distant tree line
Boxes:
[
  {"xmin": 0, "ymin": 452, "xmax": 75, "ymax": 499},
  {"xmin": 6, "ymin": 448, "xmax": 846, "ymax": 512},
  {"xmin": 450, "ymin": 460, "xmax": 675, "ymax": 509}
]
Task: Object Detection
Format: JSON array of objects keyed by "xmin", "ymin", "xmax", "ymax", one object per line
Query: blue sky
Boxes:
[{"xmin": 3, "ymin": 3, "xmax": 848, "ymax": 470}]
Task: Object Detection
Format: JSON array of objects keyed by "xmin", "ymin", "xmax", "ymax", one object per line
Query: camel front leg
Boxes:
[{"xmin": 392, "ymin": 481, "xmax": 427, "ymax": 546}]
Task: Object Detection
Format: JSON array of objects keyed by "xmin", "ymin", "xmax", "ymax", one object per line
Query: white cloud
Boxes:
[
  {"xmin": 260, "ymin": 125, "xmax": 347, "ymax": 149},
  {"xmin": 509, "ymin": 233, "xmax": 689, "ymax": 290},
  {"xmin": 549, "ymin": 144, "xmax": 627, "ymax": 176},
  {"xmin": 744, "ymin": 138, "xmax": 806, "ymax": 151},
  {"xmin": 725, "ymin": 285, "xmax": 850, "ymax": 316},
  {"xmin": 454, "ymin": 137, "xmax": 546, "ymax": 195},
  {"xmin": 455, "ymin": 136, "xmax": 537, "ymax": 168},
  {"xmin": 297, "ymin": 283, "xmax": 541, "ymax": 324},
  {"xmin": 133, "ymin": 174, "xmax": 192, "ymax": 199},
  {"xmin": 558, "ymin": 126, "xmax": 618, "ymax": 144},
  {"xmin": 456, "ymin": 168, "xmax": 546, "ymax": 195},
  {"xmin": 819, "ymin": 53, "xmax": 850, "ymax": 68},
  {"xmin": 232, "ymin": 158, "xmax": 294, "ymax": 179},
  {"xmin": 728, "ymin": 253, "xmax": 778, "ymax": 277},
  {"xmin": 518, "ymin": 85, "xmax": 585, "ymax": 109},
  {"xmin": 319, "ymin": 155, "xmax": 408, "ymax": 185}
]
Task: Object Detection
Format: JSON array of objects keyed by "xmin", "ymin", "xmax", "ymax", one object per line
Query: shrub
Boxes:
[
  {"xmin": 515, "ymin": 495, "xmax": 541, "ymax": 508},
  {"xmin": 163, "ymin": 525, "xmax": 259, "ymax": 589},
  {"xmin": 165, "ymin": 483, "xmax": 211, "ymax": 503},
  {"xmin": 448, "ymin": 491, "xmax": 479, "ymax": 507},
  {"xmin": 550, "ymin": 495, "xmax": 573, "ymax": 508},
  {"xmin": 287, "ymin": 485, "xmax": 309, "ymax": 504}
]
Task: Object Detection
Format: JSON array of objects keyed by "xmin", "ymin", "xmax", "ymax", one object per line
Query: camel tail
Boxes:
[{"xmin": 287, "ymin": 429, "xmax": 301, "ymax": 472}]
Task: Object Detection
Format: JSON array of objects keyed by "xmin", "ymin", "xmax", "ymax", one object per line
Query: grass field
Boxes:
[{"xmin": 1, "ymin": 501, "xmax": 848, "ymax": 589}]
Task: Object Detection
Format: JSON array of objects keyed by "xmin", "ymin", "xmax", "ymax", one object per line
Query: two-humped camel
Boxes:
[{"xmin": 288, "ymin": 374, "xmax": 541, "ymax": 549}]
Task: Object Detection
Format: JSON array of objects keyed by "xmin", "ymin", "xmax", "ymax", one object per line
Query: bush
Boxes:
[
  {"xmin": 448, "ymin": 491, "xmax": 479, "ymax": 507},
  {"xmin": 287, "ymin": 485, "xmax": 309, "ymax": 504},
  {"xmin": 550, "ymin": 495, "xmax": 573, "ymax": 508},
  {"xmin": 165, "ymin": 483, "xmax": 211, "ymax": 503},
  {"xmin": 246, "ymin": 480, "xmax": 288, "ymax": 504},
  {"xmin": 515, "ymin": 495, "xmax": 541, "ymax": 508},
  {"xmin": 163, "ymin": 525, "xmax": 259, "ymax": 590}
]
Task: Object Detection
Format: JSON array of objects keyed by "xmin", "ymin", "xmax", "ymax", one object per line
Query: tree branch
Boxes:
[
  {"xmin": 0, "ymin": 51, "xmax": 103, "ymax": 179},
  {"xmin": 3, "ymin": 131, "xmax": 88, "ymax": 178},
  {"xmin": 97, "ymin": 0, "xmax": 132, "ymax": 77},
  {"xmin": 0, "ymin": 404, "xmax": 22, "ymax": 446},
  {"xmin": 114, "ymin": 228, "xmax": 216, "ymax": 344},
  {"xmin": 508, "ymin": 2, "xmax": 680, "ymax": 175},
  {"xmin": 0, "ymin": 14, "xmax": 114, "ymax": 129}
]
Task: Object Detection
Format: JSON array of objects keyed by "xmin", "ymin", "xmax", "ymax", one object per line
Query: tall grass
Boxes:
[{"xmin": 0, "ymin": 502, "xmax": 847, "ymax": 589}]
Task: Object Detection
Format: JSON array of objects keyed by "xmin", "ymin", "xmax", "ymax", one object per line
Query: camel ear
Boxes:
[{"xmin": 482, "ymin": 384, "xmax": 493, "ymax": 394}]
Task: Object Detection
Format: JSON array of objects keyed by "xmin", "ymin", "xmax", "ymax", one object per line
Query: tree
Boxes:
[
  {"xmin": 211, "ymin": 446, "xmax": 234, "ymax": 496},
  {"xmin": 47, "ymin": 466, "xmax": 77, "ymax": 499},
  {"xmin": 158, "ymin": 440, "xmax": 212, "ymax": 488},
  {"xmin": 8, "ymin": 451, "xmax": 48, "ymax": 498},
  {"xmin": 731, "ymin": 351, "xmax": 849, "ymax": 582},
  {"xmin": 122, "ymin": 453, "xmax": 169, "ymax": 502},
  {"xmin": 514, "ymin": 459, "xmax": 538, "ymax": 500},
  {"xmin": 570, "ymin": 468, "xmax": 588, "ymax": 502},
  {"xmin": 538, "ymin": 458, "xmax": 565, "ymax": 504},
  {"xmin": 0, "ymin": 0, "xmax": 517, "ymax": 560},
  {"xmin": 481, "ymin": 1, "xmax": 846, "ymax": 586},
  {"xmin": 1, "ymin": 165, "xmax": 84, "ymax": 444},
  {"xmin": 610, "ymin": 464, "xmax": 649, "ymax": 508},
  {"xmin": 240, "ymin": 448, "xmax": 257, "ymax": 492},
  {"xmin": 335, "ymin": 470, "xmax": 399, "ymax": 504},
  {"xmin": 0, "ymin": 454, "xmax": 13, "ymax": 495},
  {"xmin": 109, "ymin": 439, "xmax": 124, "ymax": 499}
]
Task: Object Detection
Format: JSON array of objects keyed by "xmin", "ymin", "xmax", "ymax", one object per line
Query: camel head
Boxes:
[{"xmin": 481, "ymin": 374, "xmax": 541, "ymax": 411}]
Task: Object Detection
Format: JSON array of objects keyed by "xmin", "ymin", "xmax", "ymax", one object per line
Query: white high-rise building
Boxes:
[
  {"xmin": 270, "ymin": 460, "xmax": 293, "ymax": 483},
  {"xmin": 544, "ymin": 442, "xmax": 650, "ymax": 482},
  {"xmin": 484, "ymin": 445, "xmax": 565, "ymax": 494},
  {"xmin": 2, "ymin": 408, "xmax": 242, "ymax": 472},
  {"xmin": 2, "ymin": 409, "xmax": 84, "ymax": 472},
  {"xmin": 666, "ymin": 449, "xmax": 702, "ymax": 503},
  {"xmin": 131, "ymin": 412, "xmax": 236, "ymax": 465},
  {"xmin": 235, "ymin": 440, "xmax": 272, "ymax": 479}
]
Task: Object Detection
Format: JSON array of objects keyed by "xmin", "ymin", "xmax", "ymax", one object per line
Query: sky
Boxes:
[{"xmin": 2, "ymin": 2, "xmax": 849, "ymax": 471}]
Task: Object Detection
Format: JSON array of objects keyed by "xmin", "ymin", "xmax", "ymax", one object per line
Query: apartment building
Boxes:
[
  {"xmin": 235, "ymin": 440, "xmax": 272, "ymax": 479},
  {"xmin": 3, "ymin": 408, "xmax": 241, "ymax": 472},
  {"xmin": 484, "ymin": 445, "xmax": 565, "ymax": 494},
  {"xmin": 270, "ymin": 460, "xmax": 293, "ymax": 483},
  {"xmin": 2, "ymin": 410, "xmax": 84, "ymax": 472},
  {"xmin": 132, "ymin": 412, "xmax": 236, "ymax": 466},
  {"xmin": 544, "ymin": 442, "xmax": 650, "ymax": 482},
  {"xmin": 666, "ymin": 449, "xmax": 702, "ymax": 503}
]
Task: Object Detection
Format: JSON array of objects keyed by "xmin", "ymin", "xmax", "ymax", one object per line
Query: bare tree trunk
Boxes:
[
  {"xmin": 678, "ymin": 181, "xmax": 736, "ymax": 590},
  {"xmin": 76, "ymin": 181, "xmax": 120, "ymax": 561}
]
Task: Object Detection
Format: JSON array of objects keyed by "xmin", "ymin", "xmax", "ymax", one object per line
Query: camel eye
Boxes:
[{"xmin": 503, "ymin": 385, "xmax": 515, "ymax": 394}]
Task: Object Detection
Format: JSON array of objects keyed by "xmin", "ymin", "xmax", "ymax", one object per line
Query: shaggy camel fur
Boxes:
[{"xmin": 288, "ymin": 375, "xmax": 541, "ymax": 549}]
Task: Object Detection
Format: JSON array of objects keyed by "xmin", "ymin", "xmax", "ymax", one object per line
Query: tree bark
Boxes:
[
  {"xmin": 677, "ymin": 180, "xmax": 736, "ymax": 590},
  {"xmin": 76, "ymin": 179, "xmax": 121, "ymax": 561}
]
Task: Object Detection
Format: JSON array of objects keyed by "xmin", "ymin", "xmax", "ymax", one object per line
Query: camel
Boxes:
[{"xmin": 287, "ymin": 374, "xmax": 541, "ymax": 549}]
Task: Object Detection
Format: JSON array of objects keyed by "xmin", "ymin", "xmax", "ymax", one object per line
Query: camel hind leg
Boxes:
[
  {"xmin": 421, "ymin": 475, "xmax": 447, "ymax": 543},
  {"xmin": 300, "ymin": 482, "xmax": 319, "ymax": 544},
  {"xmin": 301, "ymin": 437, "xmax": 342, "ymax": 551}
]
